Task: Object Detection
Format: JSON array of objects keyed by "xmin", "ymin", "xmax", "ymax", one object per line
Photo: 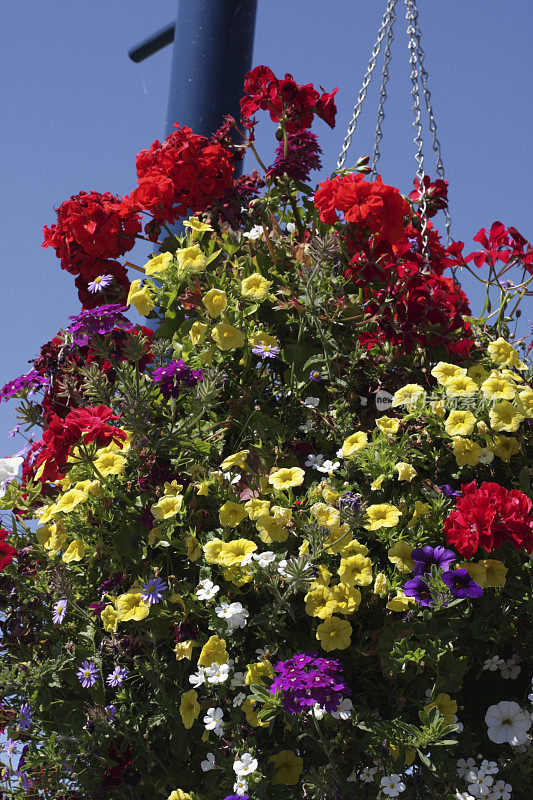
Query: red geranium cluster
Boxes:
[
  {"xmin": 314, "ymin": 173, "xmax": 411, "ymax": 245},
  {"xmin": 0, "ymin": 528, "xmax": 17, "ymax": 572},
  {"xmin": 459, "ymin": 220, "xmax": 533, "ymax": 273},
  {"xmin": 444, "ymin": 480, "xmax": 533, "ymax": 559},
  {"xmin": 122, "ymin": 124, "xmax": 235, "ymax": 227},
  {"xmin": 409, "ymin": 176, "xmax": 449, "ymax": 218},
  {"xmin": 240, "ymin": 65, "xmax": 337, "ymax": 132},
  {"xmin": 30, "ymin": 405, "xmax": 127, "ymax": 484}
]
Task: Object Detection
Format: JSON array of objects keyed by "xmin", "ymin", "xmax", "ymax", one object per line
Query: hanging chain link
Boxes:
[
  {"xmin": 370, "ymin": 0, "xmax": 397, "ymax": 179},
  {"xmin": 405, "ymin": 0, "xmax": 429, "ymax": 262},
  {"xmin": 336, "ymin": 0, "xmax": 396, "ymax": 171}
]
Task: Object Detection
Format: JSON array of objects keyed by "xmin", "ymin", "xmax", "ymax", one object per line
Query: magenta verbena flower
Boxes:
[
  {"xmin": 152, "ymin": 360, "xmax": 203, "ymax": 399},
  {"xmin": 270, "ymin": 652, "xmax": 351, "ymax": 714},
  {"xmin": 0, "ymin": 370, "xmax": 50, "ymax": 403},
  {"xmin": 267, "ymin": 130, "xmax": 322, "ymax": 183},
  {"xmin": 67, "ymin": 304, "xmax": 133, "ymax": 347},
  {"xmin": 77, "ymin": 660, "xmax": 98, "ymax": 688}
]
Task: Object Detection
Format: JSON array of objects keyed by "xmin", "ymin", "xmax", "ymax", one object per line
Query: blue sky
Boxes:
[{"xmin": 1, "ymin": 0, "xmax": 532, "ymax": 444}]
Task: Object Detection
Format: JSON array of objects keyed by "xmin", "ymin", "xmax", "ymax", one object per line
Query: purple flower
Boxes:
[
  {"xmin": 0, "ymin": 370, "xmax": 49, "ymax": 403},
  {"xmin": 77, "ymin": 661, "xmax": 98, "ymax": 688},
  {"xmin": 270, "ymin": 652, "xmax": 351, "ymax": 714},
  {"xmin": 251, "ymin": 342, "xmax": 280, "ymax": 360},
  {"xmin": 141, "ymin": 576, "xmax": 167, "ymax": 606},
  {"xmin": 175, "ymin": 621, "xmax": 198, "ymax": 642},
  {"xmin": 66, "ymin": 304, "xmax": 133, "ymax": 347},
  {"xmin": 437, "ymin": 484, "xmax": 462, "ymax": 498},
  {"xmin": 88, "ymin": 273, "xmax": 114, "ymax": 293},
  {"xmin": 403, "ymin": 576, "xmax": 434, "ymax": 607},
  {"xmin": 106, "ymin": 666, "xmax": 128, "ymax": 688},
  {"xmin": 18, "ymin": 703, "xmax": 32, "ymax": 732},
  {"xmin": 442, "ymin": 569, "xmax": 483, "ymax": 599},
  {"xmin": 105, "ymin": 704, "xmax": 117, "ymax": 718},
  {"xmin": 152, "ymin": 360, "xmax": 203, "ymax": 399},
  {"xmin": 223, "ymin": 796, "xmax": 249, "ymax": 800},
  {"xmin": 98, "ymin": 573, "xmax": 124, "ymax": 597},
  {"xmin": 267, "ymin": 130, "xmax": 322, "ymax": 182},
  {"xmin": 3, "ymin": 738, "xmax": 18, "ymax": 756},
  {"xmin": 338, "ymin": 491, "xmax": 362, "ymax": 513},
  {"xmin": 309, "ymin": 370, "xmax": 322, "ymax": 382},
  {"xmin": 410, "ymin": 546, "xmax": 456, "ymax": 576},
  {"xmin": 89, "ymin": 601, "xmax": 105, "ymax": 617},
  {"xmin": 52, "ymin": 598, "xmax": 67, "ymax": 625}
]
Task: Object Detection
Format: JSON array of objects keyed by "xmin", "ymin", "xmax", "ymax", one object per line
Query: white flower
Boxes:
[
  {"xmin": 205, "ymin": 662, "xmax": 231, "ymax": 685},
  {"xmin": 201, "ymin": 753, "xmax": 216, "ymax": 772},
  {"xmin": 233, "ymin": 692, "xmax": 246, "ymax": 707},
  {"xmin": 255, "ymin": 646, "xmax": 269, "ymax": 659},
  {"xmin": 380, "ymin": 774, "xmax": 406, "ymax": 796},
  {"xmin": 203, "ymin": 707, "xmax": 224, "ymax": 731},
  {"xmin": 308, "ymin": 703, "xmax": 326, "ymax": 720},
  {"xmin": 346, "ymin": 770, "xmax": 358, "ymax": 783},
  {"xmin": 299, "ymin": 419, "xmax": 315, "ymax": 433},
  {"xmin": 230, "ymin": 671, "xmax": 246, "ymax": 689},
  {"xmin": 243, "ymin": 225, "xmax": 264, "ymax": 240},
  {"xmin": 254, "ymin": 551, "xmax": 276, "ymax": 568},
  {"xmin": 317, "ymin": 459, "xmax": 340, "ymax": 475},
  {"xmin": 0, "ymin": 455, "xmax": 23, "ymax": 496},
  {"xmin": 223, "ymin": 471, "xmax": 241, "ymax": 485},
  {"xmin": 359, "ymin": 765, "xmax": 378, "ymax": 782},
  {"xmin": 286, "ymin": 222, "xmax": 297, "ymax": 234},
  {"xmin": 478, "ymin": 447, "xmax": 495, "ymax": 464},
  {"xmin": 239, "ymin": 552, "xmax": 255, "ymax": 566},
  {"xmin": 336, "ymin": 448, "xmax": 344, "ymax": 459},
  {"xmin": 467, "ymin": 768, "xmax": 494, "ymax": 796},
  {"xmin": 457, "ymin": 758, "xmax": 477, "ymax": 778},
  {"xmin": 455, "ymin": 793, "xmax": 476, "ymax": 800},
  {"xmin": 500, "ymin": 658, "xmax": 521, "ymax": 680},
  {"xmin": 453, "ymin": 715, "xmax": 464, "ymax": 733},
  {"xmin": 303, "ymin": 396, "xmax": 320, "ymax": 408},
  {"xmin": 277, "ymin": 559, "xmax": 289, "ymax": 577},
  {"xmin": 483, "ymin": 656, "xmax": 505, "ymax": 672},
  {"xmin": 233, "ymin": 777, "xmax": 249, "ymax": 796},
  {"xmin": 485, "ymin": 700, "xmax": 532, "ymax": 746},
  {"xmin": 331, "ymin": 698, "xmax": 353, "ymax": 720},
  {"xmin": 196, "ymin": 579, "xmax": 220, "ymax": 601},
  {"xmin": 189, "ymin": 667, "xmax": 206, "ymax": 689},
  {"xmin": 480, "ymin": 760, "xmax": 498, "ymax": 775},
  {"xmin": 489, "ymin": 779, "xmax": 513, "ymax": 799},
  {"xmin": 233, "ymin": 752, "xmax": 258, "ymax": 776},
  {"xmin": 215, "ymin": 601, "xmax": 249, "ymax": 632},
  {"xmin": 305, "ymin": 453, "xmax": 324, "ymax": 469}
]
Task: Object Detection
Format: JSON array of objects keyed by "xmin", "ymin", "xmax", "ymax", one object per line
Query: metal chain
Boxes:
[
  {"xmin": 405, "ymin": 0, "xmax": 429, "ymax": 262},
  {"xmin": 336, "ymin": 0, "xmax": 396, "ymax": 171},
  {"xmin": 370, "ymin": 0, "xmax": 397, "ymax": 179},
  {"xmin": 409, "ymin": 4, "xmax": 452, "ymax": 243}
]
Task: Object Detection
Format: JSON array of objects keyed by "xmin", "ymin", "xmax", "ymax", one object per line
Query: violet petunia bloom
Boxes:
[
  {"xmin": 442, "ymin": 569, "xmax": 483, "ymax": 599},
  {"xmin": 270, "ymin": 652, "xmax": 351, "ymax": 714},
  {"xmin": 437, "ymin": 484, "xmax": 462, "ymax": 498},
  {"xmin": 403, "ymin": 576, "xmax": 434, "ymax": 607},
  {"xmin": 410, "ymin": 546, "xmax": 456, "ymax": 576}
]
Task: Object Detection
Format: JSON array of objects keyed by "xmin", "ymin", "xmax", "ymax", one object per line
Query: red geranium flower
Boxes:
[{"xmin": 0, "ymin": 528, "xmax": 17, "ymax": 571}]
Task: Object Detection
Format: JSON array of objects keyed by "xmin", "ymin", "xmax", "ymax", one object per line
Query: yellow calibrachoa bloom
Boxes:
[
  {"xmin": 481, "ymin": 373, "xmax": 516, "ymax": 402},
  {"xmin": 182, "ymin": 216, "xmax": 213, "ymax": 237},
  {"xmin": 241, "ymin": 272, "xmax": 272, "ymax": 301},
  {"xmin": 388, "ymin": 541, "xmax": 414, "ymax": 573},
  {"xmin": 311, "ymin": 502, "xmax": 340, "ymax": 529},
  {"xmin": 53, "ymin": 488, "xmax": 88, "ymax": 515},
  {"xmin": 144, "ymin": 251, "xmax": 173, "ymax": 276},
  {"xmin": 217, "ymin": 538, "xmax": 257, "ymax": 567},
  {"xmin": 386, "ymin": 592, "xmax": 413, "ymax": 611},
  {"xmin": 244, "ymin": 498, "xmax": 270, "ymax": 520},
  {"xmin": 268, "ymin": 466, "xmax": 305, "ymax": 490},
  {"xmin": 176, "ymin": 244, "xmax": 207, "ymax": 274},
  {"xmin": 93, "ymin": 451, "xmax": 127, "ymax": 477},
  {"xmin": 375, "ymin": 416, "xmax": 400, "ymax": 434},
  {"xmin": 203, "ymin": 538, "xmax": 225, "ymax": 564},
  {"xmin": 487, "ymin": 337, "xmax": 521, "ymax": 367},
  {"xmin": 468, "ymin": 364, "xmax": 489, "ymax": 386},
  {"xmin": 518, "ymin": 386, "xmax": 533, "ymax": 417},
  {"xmin": 316, "ymin": 616, "xmax": 352, "ymax": 651},
  {"xmin": 220, "ymin": 450, "xmax": 249, "ymax": 470},
  {"xmin": 444, "ymin": 410, "xmax": 477, "ymax": 437},
  {"xmin": 101, "ymin": 605, "xmax": 119, "ymax": 633},
  {"xmin": 338, "ymin": 554, "xmax": 372, "ymax": 586},
  {"xmin": 269, "ymin": 750, "xmax": 304, "ymax": 786},
  {"xmin": 431, "ymin": 362, "xmax": 467, "ymax": 384},
  {"xmin": 218, "ymin": 501, "xmax": 248, "ymax": 527},
  {"xmin": 245, "ymin": 659, "xmax": 275, "ymax": 685},
  {"xmin": 151, "ymin": 494, "xmax": 184, "ymax": 520},
  {"xmin": 370, "ymin": 474, "xmax": 386, "ymax": 491},
  {"xmin": 489, "ymin": 401, "xmax": 524, "ymax": 433},
  {"xmin": 395, "ymin": 462, "xmax": 417, "ymax": 482},
  {"xmin": 179, "ymin": 689, "xmax": 200, "ymax": 729},
  {"xmin": 331, "ymin": 583, "xmax": 361, "ymax": 615},
  {"xmin": 271, "ymin": 505, "xmax": 292, "ymax": 525},
  {"xmin": 430, "ymin": 399, "xmax": 447, "ymax": 418},
  {"xmin": 321, "ymin": 483, "xmax": 340, "ymax": 506},
  {"xmin": 304, "ymin": 586, "xmax": 337, "ymax": 619},
  {"xmin": 174, "ymin": 640, "xmax": 196, "ymax": 660},
  {"xmin": 62, "ymin": 539, "xmax": 86, "ymax": 563},
  {"xmin": 341, "ymin": 539, "xmax": 369, "ymax": 557},
  {"xmin": 392, "ymin": 384, "xmax": 426, "ymax": 408},
  {"xmin": 452, "ymin": 437, "xmax": 482, "ymax": 467},
  {"xmin": 116, "ymin": 592, "xmax": 150, "ymax": 622},
  {"xmin": 341, "ymin": 431, "xmax": 368, "ymax": 457},
  {"xmin": 408, "ymin": 501, "xmax": 430, "ymax": 528},
  {"xmin": 461, "ymin": 560, "xmax": 508, "ymax": 588},
  {"xmin": 167, "ymin": 790, "xmax": 192, "ymax": 800},
  {"xmin": 36, "ymin": 522, "xmax": 67, "ymax": 553},
  {"xmin": 443, "ymin": 375, "xmax": 478, "ymax": 397},
  {"xmin": 489, "ymin": 435, "xmax": 519, "ymax": 462},
  {"xmin": 189, "ymin": 320, "xmax": 208, "ymax": 345},
  {"xmin": 202, "ymin": 288, "xmax": 227, "ymax": 317},
  {"xmin": 241, "ymin": 697, "xmax": 268, "ymax": 728},
  {"xmin": 127, "ymin": 280, "xmax": 155, "ymax": 316},
  {"xmin": 424, "ymin": 693, "xmax": 457, "ymax": 725},
  {"xmin": 198, "ymin": 635, "xmax": 229, "ymax": 666},
  {"xmin": 185, "ymin": 535, "xmax": 202, "ymax": 561},
  {"xmin": 373, "ymin": 572, "xmax": 387, "ymax": 595},
  {"xmin": 365, "ymin": 504, "xmax": 402, "ymax": 530},
  {"xmin": 249, "ymin": 330, "xmax": 278, "ymax": 349},
  {"xmin": 256, "ymin": 515, "xmax": 289, "ymax": 543},
  {"xmin": 211, "ymin": 320, "xmax": 245, "ymax": 350}
]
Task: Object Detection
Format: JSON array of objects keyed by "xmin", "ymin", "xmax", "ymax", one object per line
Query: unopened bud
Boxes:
[{"xmin": 355, "ymin": 155, "xmax": 370, "ymax": 166}]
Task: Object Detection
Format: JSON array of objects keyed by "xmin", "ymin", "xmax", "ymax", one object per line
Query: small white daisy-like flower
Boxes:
[
  {"xmin": 233, "ymin": 777, "xmax": 249, "ymax": 796},
  {"xmin": 456, "ymin": 758, "xmax": 477, "ymax": 778},
  {"xmin": 188, "ymin": 667, "xmax": 206, "ymax": 689},
  {"xmin": 305, "ymin": 453, "xmax": 324, "ymax": 469},
  {"xmin": 203, "ymin": 706, "xmax": 224, "ymax": 731},
  {"xmin": 254, "ymin": 551, "xmax": 276, "ymax": 568},
  {"xmin": 478, "ymin": 447, "xmax": 495, "ymax": 464},
  {"xmin": 232, "ymin": 692, "xmax": 246, "ymax": 707},
  {"xmin": 483, "ymin": 656, "xmax": 505, "ymax": 672},
  {"xmin": 359, "ymin": 765, "xmax": 378, "ymax": 783},
  {"xmin": 317, "ymin": 459, "xmax": 340, "ymax": 475},
  {"xmin": 490, "ymin": 779, "xmax": 513, "ymax": 799},
  {"xmin": 205, "ymin": 662, "xmax": 231, "ymax": 685},
  {"xmin": 230, "ymin": 671, "xmax": 247, "ymax": 689},
  {"xmin": 243, "ymin": 225, "xmax": 264, "ymax": 240},
  {"xmin": 286, "ymin": 222, "xmax": 297, "ymax": 234},
  {"xmin": 308, "ymin": 703, "xmax": 326, "ymax": 720},
  {"xmin": 380, "ymin": 774, "xmax": 406, "ymax": 796},
  {"xmin": 233, "ymin": 752, "xmax": 258, "ymax": 776},
  {"xmin": 200, "ymin": 752, "xmax": 216, "ymax": 772},
  {"xmin": 466, "ymin": 768, "xmax": 493, "ymax": 796},
  {"xmin": 196, "ymin": 579, "xmax": 220, "ymax": 601},
  {"xmin": 299, "ymin": 419, "xmax": 315, "ymax": 433},
  {"xmin": 303, "ymin": 396, "xmax": 320, "ymax": 408},
  {"xmin": 480, "ymin": 759, "xmax": 498, "ymax": 775},
  {"xmin": 331, "ymin": 698, "xmax": 353, "ymax": 720}
]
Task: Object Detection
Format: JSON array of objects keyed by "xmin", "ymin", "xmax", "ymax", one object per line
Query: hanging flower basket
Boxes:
[{"xmin": 0, "ymin": 63, "xmax": 532, "ymax": 800}]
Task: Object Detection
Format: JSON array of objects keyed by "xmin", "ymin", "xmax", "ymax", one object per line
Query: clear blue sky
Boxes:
[{"xmin": 1, "ymin": 0, "xmax": 532, "ymax": 443}]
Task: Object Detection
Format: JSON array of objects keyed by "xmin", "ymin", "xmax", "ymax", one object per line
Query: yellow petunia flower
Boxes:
[
  {"xmin": 269, "ymin": 750, "xmax": 304, "ymax": 786},
  {"xmin": 198, "ymin": 635, "xmax": 229, "ymax": 666},
  {"xmin": 242, "ymin": 697, "xmax": 268, "ymax": 728},
  {"xmin": 431, "ymin": 362, "xmax": 467, "ymax": 385},
  {"xmin": 365, "ymin": 503, "xmax": 402, "ymax": 530},
  {"xmin": 340, "ymin": 539, "xmax": 369, "ymax": 558},
  {"xmin": 487, "ymin": 337, "xmax": 521, "ymax": 367},
  {"xmin": 189, "ymin": 320, "xmax": 208, "ymax": 346},
  {"xmin": 182, "ymin": 216, "xmax": 213, "ymax": 238},
  {"xmin": 392, "ymin": 384, "xmax": 426, "ymax": 409},
  {"xmin": 430, "ymin": 399, "xmax": 447, "ymax": 418},
  {"xmin": 174, "ymin": 640, "xmax": 196, "ymax": 661},
  {"xmin": 220, "ymin": 450, "xmax": 249, "ymax": 471},
  {"xmin": 424, "ymin": 693, "xmax": 457, "ymax": 725},
  {"xmin": 310, "ymin": 502, "xmax": 340, "ymax": 529},
  {"xmin": 245, "ymin": 660, "xmax": 275, "ymax": 686},
  {"xmin": 203, "ymin": 538, "xmax": 225, "ymax": 564},
  {"xmin": 202, "ymin": 288, "xmax": 227, "ymax": 317},
  {"xmin": 271, "ymin": 505, "xmax": 292, "ymax": 525},
  {"xmin": 443, "ymin": 375, "xmax": 478, "ymax": 398},
  {"xmin": 386, "ymin": 592, "xmax": 413, "ymax": 611},
  {"xmin": 388, "ymin": 541, "xmax": 414, "ymax": 573},
  {"xmin": 375, "ymin": 416, "xmax": 400, "ymax": 434},
  {"xmin": 116, "ymin": 591, "xmax": 150, "ymax": 622},
  {"xmin": 101, "ymin": 604, "xmax": 119, "ymax": 633},
  {"xmin": 517, "ymin": 386, "xmax": 533, "ymax": 417},
  {"xmin": 179, "ymin": 689, "xmax": 200, "ymax": 729},
  {"xmin": 316, "ymin": 616, "xmax": 352, "ymax": 652},
  {"xmin": 395, "ymin": 462, "xmax": 417, "ymax": 482},
  {"xmin": 304, "ymin": 586, "xmax": 337, "ymax": 619},
  {"xmin": 268, "ymin": 467, "xmax": 305, "ymax": 490},
  {"xmin": 144, "ymin": 251, "xmax": 173, "ymax": 276},
  {"xmin": 481, "ymin": 373, "xmax": 516, "ymax": 402},
  {"xmin": 93, "ymin": 451, "xmax": 127, "ymax": 477},
  {"xmin": 256, "ymin": 515, "xmax": 289, "ymax": 543},
  {"xmin": 241, "ymin": 272, "xmax": 272, "ymax": 301},
  {"xmin": 489, "ymin": 401, "xmax": 524, "ymax": 433},
  {"xmin": 211, "ymin": 320, "xmax": 245, "ymax": 350},
  {"xmin": 370, "ymin": 474, "xmax": 386, "ymax": 491},
  {"xmin": 321, "ymin": 483, "xmax": 341, "ymax": 506},
  {"xmin": 127, "ymin": 280, "xmax": 155, "ymax": 316},
  {"xmin": 151, "ymin": 494, "xmax": 184, "ymax": 520},
  {"xmin": 244, "ymin": 498, "xmax": 270, "ymax": 521},
  {"xmin": 338, "ymin": 554, "xmax": 372, "ymax": 587},
  {"xmin": 373, "ymin": 572, "xmax": 387, "ymax": 596},
  {"xmin": 467, "ymin": 364, "xmax": 490, "ymax": 386},
  {"xmin": 62, "ymin": 539, "xmax": 86, "ymax": 563},
  {"xmin": 489, "ymin": 435, "xmax": 520, "ymax": 462},
  {"xmin": 218, "ymin": 501, "xmax": 248, "ymax": 527},
  {"xmin": 176, "ymin": 244, "xmax": 207, "ymax": 275},
  {"xmin": 330, "ymin": 583, "xmax": 361, "ymax": 615},
  {"xmin": 168, "ymin": 790, "xmax": 192, "ymax": 800},
  {"xmin": 341, "ymin": 431, "xmax": 368, "ymax": 457},
  {"xmin": 444, "ymin": 410, "xmax": 477, "ymax": 437},
  {"xmin": 217, "ymin": 538, "xmax": 257, "ymax": 567},
  {"xmin": 452, "ymin": 437, "xmax": 482, "ymax": 467}
]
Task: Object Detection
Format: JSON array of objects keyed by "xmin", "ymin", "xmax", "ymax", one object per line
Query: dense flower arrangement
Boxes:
[{"xmin": 0, "ymin": 65, "xmax": 532, "ymax": 800}]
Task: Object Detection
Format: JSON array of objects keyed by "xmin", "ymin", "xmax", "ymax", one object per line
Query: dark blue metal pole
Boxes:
[{"xmin": 165, "ymin": 0, "xmax": 258, "ymax": 139}]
